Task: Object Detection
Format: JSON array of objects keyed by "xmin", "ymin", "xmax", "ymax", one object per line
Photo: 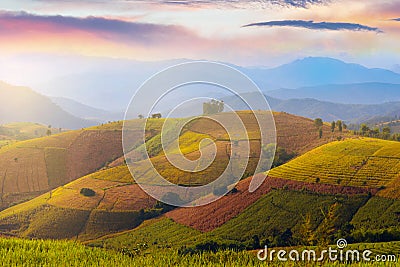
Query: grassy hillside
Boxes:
[
  {"xmin": 0, "ymin": 122, "xmax": 65, "ymax": 142},
  {"xmin": 0, "ymin": 111, "xmax": 348, "ymax": 240},
  {"xmin": 93, "ymin": 188, "xmax": 400, "ymax": 256},
  {"xmin": 0, "ymin": 120, "xmax": 149, "ymax": 210},
  {"xmin": 117, "ymin": 111, "xmax": 347, "ymax": 186},
  {"xmin": 0, "ymin": 165, "xmax": 159, "ymax": 240},
  {"xmin": 269, "ymin": 138, "xmax": 400, "ymax": 195}
]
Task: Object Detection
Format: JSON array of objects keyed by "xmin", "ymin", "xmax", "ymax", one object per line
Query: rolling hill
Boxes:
[
  {"xmin": 0, "ymin": 81, "xmax": 94, "ymax": 129},
  {"xmin": 88, "ymin": 138, "xmax": 400, "ymax": 255},
  {"xmin": 0, "ymin": 111, "xmax": 346, "ymax": 240},
  {"xmin": 1, "ymin": 111, "xmax": 400, "ymax": 258},
  {"xmin": 0, "ymin": 121, "xmax": 151, "ymax": 210}
]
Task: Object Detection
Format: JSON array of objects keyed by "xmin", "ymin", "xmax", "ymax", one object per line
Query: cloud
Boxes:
[
  {"xmin": 158, "ymin": 0, "xmax": 327, "ymax": 8},
  {"xmin": 391, "ymin": 18, "xmax": 400, "ymax": 21},
  {"xmin": 0, "ymin": 11, "xmax": 197, "ymax": 45},
  {"xmin": 33, "ymin": 0, "xmax": 329, "ymax": 8},
  {"xmin": 242, "ymin": 20, "xmax": 382, "ymax": 33}
]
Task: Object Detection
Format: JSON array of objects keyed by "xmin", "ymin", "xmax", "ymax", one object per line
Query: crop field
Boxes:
[
  {"xmin": 0, "ymin": 122, "xmax": 65, "ymax": 142},
  {"xmin": 209, "ymin": 189, "xmax": 366, "ymax": 242},
  {"xmin": 96, "ymin": 188, "xmax": 369, "ymax": 248},
  {"xmin": 269, "ymin": 138, "xmax": 400, "ymax": 194},
  {"xmin": 89, "ymin": 217, "xmax": 202, "ymax": 251},
  {"xmin": 0, "ymin": 120, "xmax": 148, "ymax": 210},
  {"xmin": 126, "ymin": 111, "xmax": 340, "ymax": 187},
  {"xmin": 0, "ymin": 139, "xmax": 15, "ymax": 148},
  {"xmin": 0, "ymin": 164, "xmax": 159, "ymax": 240},
  {"xmin": 0, "ymin": 146, "xmax": 49, "ymax": 209},
  {"xmin": 351, "ymin": 196, "xmax": 400, "ymax": 231},
  {"xmin": 3, "ymin": 113, "xmax": 398, "ymax": 265},
  {"xmin": 166, "ymin": 175, "xmax": 373, "ymax": 232},
  {"xmin": 0, "ymin": 168, "xmax": 377, "ymax": 241},
  {"xmin": 1, "ymin": 237, "xmax": 398, "ymax": 267},
  {"xmin": 110, "ymin": 111, "xmax": 342, "ymax": 171}
]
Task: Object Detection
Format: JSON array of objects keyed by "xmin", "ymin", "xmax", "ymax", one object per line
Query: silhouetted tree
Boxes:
[
  {"xmin": 360, "ymin": 124, "xmax": 370, "ymax": 136},
  {"xmin": 203, "ymin": 100, "xmax": 224, "ymax": 115},
  {"xmin": 151, "ymin": 113, "xmax": 162, "ymax": 119},
  {"xmin": 314, "ymin": 118, "xmax": 323, "ymax": 128},
  {"xmin": 331, "ymin": 121, "xmax": 336, "ymax": 132},
  {"xmin": 382, "ymin": 126, "xmax": 391, "ymax": 139},
  {"xmin": 337, "ymin": 120, "xmax": 343, "ymax": 132}
]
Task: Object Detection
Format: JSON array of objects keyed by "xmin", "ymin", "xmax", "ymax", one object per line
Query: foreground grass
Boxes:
[
  {"xmin": 0, "ymin": 238, "xmax": 398, "ymax": 266},
  {"xmin": 0, "ymin": 238, "xmax": 133, "ymax": 267}
]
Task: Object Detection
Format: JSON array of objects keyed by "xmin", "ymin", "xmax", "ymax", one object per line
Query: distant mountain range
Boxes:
[
  {"xmin": 2, "ymin": 79, "xmax": 400, "ymax": 128},
  {"xmin": 0, "ymin": 82, "xmax": 95, "ymax": 129},
  {"xmin": 2, "ymin": 56, "xmax": 400, "ymax": 127},
  {"xmin": 266, "ymin": 82, "xmax": 400, "ymax": 104},
  {"xmin": 224, "ymin": 93, "xmax": 400, "ymax": 123},
  {"xmin": 392, "ymin": 64, "xmax": 400, "ymax": 74},
  {"xmin": 245, "ymin": 57, "xmax": 400, "ymax": 90},
  {"xmin": 14, "ymin": 56, "xmax": 399, "ymax": 111},
  {"xmin": 51, "ymin": 97, "xmax": 124, "ymax": 122},
  {"xmin": 268, "ymin": 97, "xmax": 400, "ymax": 123}
]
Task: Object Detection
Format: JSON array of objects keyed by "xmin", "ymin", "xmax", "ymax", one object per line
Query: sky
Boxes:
[{"xmin": 0, "ymin": 0, "xmax": 399, "ymax": 69}]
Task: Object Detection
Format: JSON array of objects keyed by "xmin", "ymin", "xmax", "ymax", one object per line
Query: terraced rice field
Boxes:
[
  {"xmin": 269, "ymin": 138, "xmax": 400, "ymax": 192},
  {"xmin": 0, "ymin": 165, "xmax": 157, "ymax": 240},
  {"xmin": 0, "ymin": 123, "xmax": 145, "ymax": 210}
]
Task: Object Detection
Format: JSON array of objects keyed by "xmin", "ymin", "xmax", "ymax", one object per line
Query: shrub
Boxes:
[
  {"xmin": 229, "ymin": 187, "xmax": 239, "ymax": 194},
  {"xmin": 80, "ymin": 188, "xmax": 96, "ymax": 197}
]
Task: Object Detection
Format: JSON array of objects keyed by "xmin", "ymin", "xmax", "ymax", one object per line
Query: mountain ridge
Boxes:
[{"xmin": 0, "ymin": 81, "xmax": 95, "ymax": 129}]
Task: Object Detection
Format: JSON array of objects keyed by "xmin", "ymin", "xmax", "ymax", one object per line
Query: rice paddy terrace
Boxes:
[
  {"xmin": 0, "ymin": 121, "xmax": 155, "ymax": 210},
  {"xmin": 0, "ymin": 111, "xmax": 347, "ymax": 240},
  {"xmin": 269, "ymin": 138, "xmax": 400, "ymax": 198}
]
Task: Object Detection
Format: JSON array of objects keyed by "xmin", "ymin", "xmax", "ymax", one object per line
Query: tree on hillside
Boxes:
[
  {"xmin": 299, "ymin": 213, "xmax": 316, "ymax": 246},
  {"xmin": 151, "ymin": 113, "xmax": 162, "ymax": 119},
  {"xmin": 272, "ymin": 147, "xmax": 296, "ymax": 168},
  {"xmin": 314, "ymin": 118, "xmax": 323, "ymax": 128},
  {"xmin": 319, "ymin": 127, "xmax": 323, "ymax": 139},
  {"xmin": 360, "ymin": 124, "xmax": 370, "ymax": 136},
  {"xmin": 331, "ymin": 121, "xmax": 336, "ymax": 132},
  {"xmin": 370, "ymin": 128, "xmax": 380, "ymax": 138},
  {"xmin": 46, "ymin": 129, "xmax": 52, "ymax": 136},
  {"xmin": 317, "ymin": 203, "xmax": 339, "ymax": 246},
  {"xmin": 383, "ymin": 126, "xmax": 391, "ymax": 135},
  {"xmin": 337, "ymin": 120, "xmax": 343, "ymax": 132},
  {"xmin": 382, "ymin": 126, "xmax": 391, "ymax": 139},
  {"xmin": 138, "ymin": 114, "xmax": 144, "ymax": 119},
  {"xmin": 203, "ymin": 100, "xmax": 224, "ymax": 115}
]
